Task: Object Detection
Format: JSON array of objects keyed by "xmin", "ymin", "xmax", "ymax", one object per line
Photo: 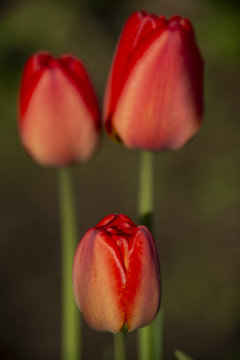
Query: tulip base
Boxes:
[{"xmin": 59, "ymin": 168, "xmax": 81, "ymax": 360}]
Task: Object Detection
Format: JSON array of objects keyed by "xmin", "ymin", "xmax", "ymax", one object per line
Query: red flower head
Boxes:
[
  {"xmin": 19, "ymin": 52, "xmax": 101, "ymax": 166},
  {"xmin": 73, "ymin": 214, "xmax": 161, "ymax": 333},
  {"xmin": 104, "ymin": 11, "xmax": 203, "ymax": 150}
]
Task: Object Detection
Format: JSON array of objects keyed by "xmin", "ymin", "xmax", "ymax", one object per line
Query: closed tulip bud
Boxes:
[
  {"xmin": 18, "ymin": 52, "xmax": 101, "ymax": 166},
  {"xmin": 104, "ymin": 11, "xmax": 203, "ymax": 150},
  {"xmin": 73, "ymin": 214, "xmax": 160, "ymax": 333}
]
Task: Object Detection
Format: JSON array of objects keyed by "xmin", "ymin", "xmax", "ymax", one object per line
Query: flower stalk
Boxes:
[
  {"xmin": 138, "ymin": 151, "xmax": 154, "ymax": 360},
  {"xmin": 59, "ymin": 168, "xmax": 80, "ymax": 360},
  {"xmin": 138, "ymin": 151, "xmax": 154, "ymax": 229},
  {"xmin": 114, "ymin": 333, "xmax": 126, "ymax": 360},
  {"xmin": 138, "ymin": 151, "xmax": 164, "ymax": 360}
]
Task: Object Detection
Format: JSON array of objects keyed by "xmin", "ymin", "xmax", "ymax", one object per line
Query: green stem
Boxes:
[
  {"xmin": 137, "ymin": 151, "xmax": 164, "ymax": 360},
  {"xmin": 138, "ymin": 151, "xmax": 154, "ymax": 229},
  {"xmin": 114, "ymin": 333, "xmax": 126, "ymax": 360},
  {"xmin": 59, "ymin": 168, "xmax": 80, "ymax": 360},
  {"xmin": 138, "ymin": 324, "xmax": 154, "ymax": 360}
]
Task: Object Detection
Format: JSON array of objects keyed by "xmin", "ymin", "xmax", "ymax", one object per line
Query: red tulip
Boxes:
[
  {"xmin": 104, "ymin": 11, "xmax": 203, "ymax": 150},
  {"xmin": 18, "ymin": 52, "xmax": 101, "ymax": 166},
  {"xmin": 73, "ymin": 214, "xmax": 160, "ymax": 333}
]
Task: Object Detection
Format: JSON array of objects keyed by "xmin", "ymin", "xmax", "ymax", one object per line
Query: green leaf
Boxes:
[{"xmin": 174, "ymin": 349, "xmax": 195, "ymax": 360}]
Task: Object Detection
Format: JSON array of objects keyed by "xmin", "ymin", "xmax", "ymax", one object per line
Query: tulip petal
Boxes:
[
  {"xmin": 73, "ymin": 215, "xmax": 161, "ymax": 333},
  {"xmin": 19, "ymin": 53, "xmax": 49, "ymax": 119},
  {"xmin": 125, "ymin": 226, "xmax": 160, "ymax": 331},
  {"xmin": 73, "ymin": 228, "xmax": 126, "ymax": 333},
  {"xmin": 112, "ymin": 24, "xmax": 203, "ymax": 150},
  {"xmin": 20, "ymin": 62, "xmax": 99, "ymax": 165},
  {"xmin": 104, "ymin": 12, "xmax": 203, "ymax": 150},
  {"xmin": 104, "ymin": 11, "xmax": 166, "ymax": 134},
  {"xmin": 59, "ymin": 55, "xmax": 100, "ymax": 129}
]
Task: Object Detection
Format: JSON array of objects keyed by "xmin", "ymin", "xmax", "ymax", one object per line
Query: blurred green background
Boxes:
[{"xmin": 1, "ymin": 0, "xmax": 240, "ymax": 359}]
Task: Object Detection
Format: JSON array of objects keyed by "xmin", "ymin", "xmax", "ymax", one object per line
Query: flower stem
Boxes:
[
  {"xmin": 138, "ymin": 324, "xmax": 154, "ymax": 360},
  {"xmin": 59, "ymin": 168, "xmax": 80, "ymax": 360},
  {"xmin": 138, "ymin": 151, "xmax": 164, "ymax": 360},
  {"xmin": 114, "ymin": 333, "xmax": 126, "ymax": 360},
  {"xmin": 138, "ymin": 151, "xmax": 154, "ymax": 230}
]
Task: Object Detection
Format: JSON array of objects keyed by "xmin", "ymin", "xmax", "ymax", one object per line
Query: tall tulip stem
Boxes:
[
  {"xmin": 59, "ymin": 168, "xmax": 80, "ymax": 360},
  {"xmin": 139, "ymin": 151, "xmax": 154, "ymax": 229},
  {"xmin": 114, "ymin": 333, "xmax": 126, "ymax": 360},
  {"xmin": 138, "ymin": 151, "xmax": 164, "ymax": 360}
]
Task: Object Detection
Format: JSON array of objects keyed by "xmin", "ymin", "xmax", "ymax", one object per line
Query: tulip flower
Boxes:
[
  {"xmin": 18, "ymin": 52, "xmax": 101, "ymax": 166},
  {"xmin": 73, "ymin": 214, "xmax": 160, "ymax": 333},
  {"xmin": 104, "ymin": 11, "xmax": 203, "ymax": 150}
]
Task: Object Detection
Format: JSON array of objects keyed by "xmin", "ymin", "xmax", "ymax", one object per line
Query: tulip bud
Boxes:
[
  {"xmin": 73, "ymin": 214, "xmax": 160, "ymax": 333},
  {"xmin": 104, "ymin": 11, "xmax": 203, "ymax": 150},
  {"xmin": 18, "ymin": 52, "xmax": 101, "ymax": 166}
]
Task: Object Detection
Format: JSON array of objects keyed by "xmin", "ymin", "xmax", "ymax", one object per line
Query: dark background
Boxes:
[{"xmin": 1, "ymin": 0, "xmax": 240, "ymax": 359}]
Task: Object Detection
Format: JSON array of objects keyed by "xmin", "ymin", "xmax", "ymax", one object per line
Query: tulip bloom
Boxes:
[
  {"xmin": 19, "ymin": 52, "xmax": 100, "ymax": 166},
  {"xmin": 104, "ymin": 11, "xmax": 203, "ymax": 150},
  {"xmin": 73, "ymin": 214, "xmax": 160, "ymax": 333}
]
